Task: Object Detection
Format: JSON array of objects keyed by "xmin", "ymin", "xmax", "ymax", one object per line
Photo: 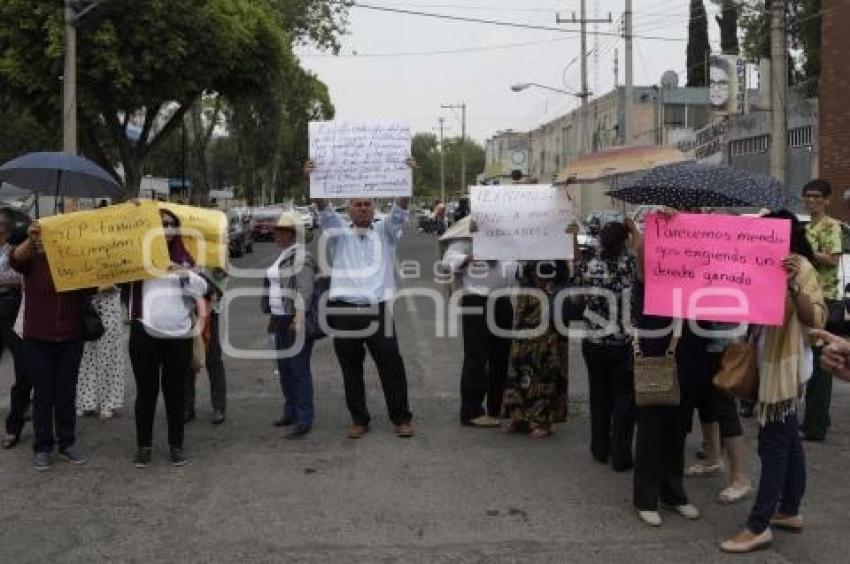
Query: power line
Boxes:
[
  {"xmin": 337, "ymin": 1, "xmax": 688, "ymax": 42},
  {"xmin": 296, "ymin": 36, "xmax": 577, "ymax": 58}
]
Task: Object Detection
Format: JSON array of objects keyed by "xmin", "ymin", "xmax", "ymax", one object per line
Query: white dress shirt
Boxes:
[
  {"xmin": 438, "ymin": 238, "xmax": 518, "ymax": 296},
  {"xmin": 320, "ymin": 204, "xmax": 408, "ymax": 304}
]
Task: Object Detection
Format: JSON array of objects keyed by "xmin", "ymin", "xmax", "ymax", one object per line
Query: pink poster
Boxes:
[{"xmin": 643, "ymin": 213, "xmax": 791, "ymax": 326}]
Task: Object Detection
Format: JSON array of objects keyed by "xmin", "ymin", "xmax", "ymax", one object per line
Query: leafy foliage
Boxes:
[
  {"xmin": 0, "ymin": 0, "xmax": 345, "ymax": 198},
  {"xmin": 411, "ymin": 132, "xmax": 485, "ymax": 201}
]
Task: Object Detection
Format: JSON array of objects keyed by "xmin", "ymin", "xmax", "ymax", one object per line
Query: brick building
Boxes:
[{"xmin": 821, "ymin": 1, "xmax": 850, "ymax": 221}]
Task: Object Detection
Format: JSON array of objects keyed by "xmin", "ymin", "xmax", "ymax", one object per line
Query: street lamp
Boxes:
[{"xmin": 510, "ymin": 83, "xmax": 583, "ymax": 97}]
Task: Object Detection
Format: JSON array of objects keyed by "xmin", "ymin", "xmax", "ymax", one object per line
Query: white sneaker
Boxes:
[
  {"xmin": 100, "ymin": 409, "xmax": 114, "ymax": 420},
  {"xmin": 75, "ymin": 409, "xmax": 84, "ymax": 417},
  {"xmin": 665, "ymin": 503, "xmax": 701, "ymax": 520},
  {"xmin": 637, "ymin": 510, "xmax": 662, "ymax": 527}
]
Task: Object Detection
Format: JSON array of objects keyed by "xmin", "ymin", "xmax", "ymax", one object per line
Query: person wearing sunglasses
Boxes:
[{"xmin": 127, "ymin": 209, "xmax": 207, "ymax": 468}]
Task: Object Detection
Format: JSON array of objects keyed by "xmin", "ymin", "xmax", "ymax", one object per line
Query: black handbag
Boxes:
[{"xmin": 81, "ymin": 297, "xmax": 105, "ymax": 342}]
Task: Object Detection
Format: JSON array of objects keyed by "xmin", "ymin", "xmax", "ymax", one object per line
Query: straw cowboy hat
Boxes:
[{"xmin": 275, "ymin": 211, "xmax": 300, "ymax": 230}]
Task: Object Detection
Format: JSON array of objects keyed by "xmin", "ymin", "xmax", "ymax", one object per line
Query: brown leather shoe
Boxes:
[
  {"xmin": 347, "ymin": 425, "xmax": 369, "ymax": 439},
  {"xmin": 770, "ymin": 513, "xmax": 804, "ymax": 533},
  {"xmin": 395, "ymin": 423, "xmax": 414, "ymax": 438}
]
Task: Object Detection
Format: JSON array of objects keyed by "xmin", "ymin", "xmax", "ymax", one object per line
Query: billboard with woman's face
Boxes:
[{"xmin": 709, "ymin": 55, "xmax": 747, "ymax": 116}]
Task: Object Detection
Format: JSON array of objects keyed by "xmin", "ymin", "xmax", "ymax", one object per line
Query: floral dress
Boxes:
[
  {"xmin": 503, "ymin": 273, "xmax": 561, "ymax": 430},
  {"xmin": 76, "ymin": 288, "xmax": 127, "ymax": 413}
]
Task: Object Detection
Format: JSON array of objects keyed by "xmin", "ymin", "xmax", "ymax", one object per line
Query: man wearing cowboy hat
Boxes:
[{"xmin": 264, "ymin": 211, "xmax": 317, "ymax": 439}]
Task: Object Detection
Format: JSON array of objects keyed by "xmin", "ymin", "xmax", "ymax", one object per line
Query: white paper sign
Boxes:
[
  {"xmin": 309, "ymin": 121, "xmax": 412, "ymax": 198},
  {"xmin": 471, "ymin": 185, "xmax": 575, "ymax": 260}
]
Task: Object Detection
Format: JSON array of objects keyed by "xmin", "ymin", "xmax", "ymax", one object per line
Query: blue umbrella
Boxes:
[
  {"xmin": 0, "ymin": 152, "xmax": 124, "ymax": 202},
  {"xmin": 606, "ymin": 162, "xmax": 800, "ymax": 210}
]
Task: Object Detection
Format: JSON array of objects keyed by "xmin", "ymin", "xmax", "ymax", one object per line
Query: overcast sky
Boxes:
[{"xmin": 296, "ymin": 1, "xmax": 723, "ymax": 143}]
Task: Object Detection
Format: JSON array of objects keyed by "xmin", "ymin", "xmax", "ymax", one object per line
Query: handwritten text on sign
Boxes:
[
  {"xmin": 40, "ymin": 202, "xmax": 170, "ymax": 292},
  {"xmin": 471, "ymin": 185, "xmax": 575, "ymax": 260},
  {"xmin": 159, "ymin": 202, "xmax": 228, "ymax": 268},
  {"xmin": 644, "ymin": 213, "xmax": 791, "ymax": 325},
  {"xmin": 309, "ymin": 121, "xmax": 411, "ymax": 198}
]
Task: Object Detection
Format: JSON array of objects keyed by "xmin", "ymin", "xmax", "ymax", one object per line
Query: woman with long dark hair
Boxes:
[
  {"xmin": 128, "ymin": 209, "xmax": 207, "ymax": 468},
  {"xmin": 721, "ymin": 210, "xmax": 825, "ymax": 553},
  {"xmin": 573, "ymin": 221, "xmax": 637, "ymax": 471}
]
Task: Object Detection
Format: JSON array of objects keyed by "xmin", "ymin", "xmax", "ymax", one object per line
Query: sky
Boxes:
[{"xmin": 296, "ymin": 1, "xmax": 723, "ymax": 144}]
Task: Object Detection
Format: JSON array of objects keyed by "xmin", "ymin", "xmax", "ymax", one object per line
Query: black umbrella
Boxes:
[
  {"xmin": 0, "ymin": 152, "xmax": 124, "ymax": 215},
  {"xmin": 606, "ymin": 162, "xmax": 799, "ymax": 210}
]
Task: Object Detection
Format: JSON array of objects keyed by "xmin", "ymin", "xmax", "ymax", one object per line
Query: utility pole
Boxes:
[
  {"xmin": 438, "ymin": 117, "xmax": 446, "ymax": 204},
  {"xmin": 769, "ymin": 0, "xmax": 788, "ymax": 182},
  {"xmin": 623, "ymin": 0, "xmax": 634, "ymax": 146},
  {"xmin": 614, "ymin": 48, "xmax": 619, "ymax": 88},
  {"xmin": 63, "ymin": 1, "xmax": 107, "ymax": 155},
  {"xmin": 441, "ymin": 103, "xmax": 467, "ymax": 194},
  {"xmin": 63, "ymin": 0, "xmax": 78, "ymax": 154},
  {"xmin": 556, "ymin": 2, "xmax": 611, "ymax": 155}
]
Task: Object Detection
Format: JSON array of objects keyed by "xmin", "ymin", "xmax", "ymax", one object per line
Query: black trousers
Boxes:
[
  {"xmin": 676, "ymin": 338, "xmax": 743, "ymax": 438},
  {"xmin": 328, "ymin": 301, "xmax": 412, "ymax": 427},
  {"xmin": 634, "ymin": 405, "xmax": 689, "ymax": 511},
  {"xmin": 185, "ymin": 312, "xmax": 227, "ymax": 413},
  {"xmin": 23, "ymin": 339, "xmax": 84, "ymax": 453},
  {"xmin": 2, "ymin": 308, "xmax": 30, "ymax": 437},
  {"xmin": 460, "ymin": 294, "xmax": 512, "ymax": 422},
  {"xmin": 581, "ymin": 340, "xmax": 635, "ymax": 471},
  {"xmin": 129, "ymin": 321, "xmax": 192, "ymax": 448}
]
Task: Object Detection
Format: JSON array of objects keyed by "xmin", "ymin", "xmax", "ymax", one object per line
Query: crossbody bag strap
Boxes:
[
  {"xmin": 632, "ymin": 327, "xmax": 643, "ymax": 359},
  {"xmin": 665, "ymin": 318, "xmax": 683, "ymax": 356}
]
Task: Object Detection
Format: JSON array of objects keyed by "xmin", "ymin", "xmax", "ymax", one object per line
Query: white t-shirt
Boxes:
[{"xmin": 140, "ymin": 272, "xmax": 207, "ymax": 337}]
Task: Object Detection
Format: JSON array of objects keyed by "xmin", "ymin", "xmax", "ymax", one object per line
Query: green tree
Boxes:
[
  {"xmin": 0, "ymin": 0, "xmax": 344, "ymax": 196},
  {"xmin": 715, "ymin": 0, "xmax": 740, "ymax": 55},
  {"xmin": 739, "ymin": 0, "xmax": 820, "ymax": 88},
  {"xmin": 0, "ymin": 95, "xmax": 58, "ymax": 164},
  {"xmin": 443, "ymin": 137, "xmax": 485, "ymax": 198},
  {"xmin": 686, "ymin": 0, "xmax": 710, "ymax": 86},
  {"xmin": 411, "ymin": 132, "xmax": 441, "ymax": 200},
  {"xmin": 740, "ymin": 1, "xmax": 772, "ymax": 60}
]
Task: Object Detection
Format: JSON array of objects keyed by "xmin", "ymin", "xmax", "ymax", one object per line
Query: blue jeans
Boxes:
[
  {"xmin": 747, "ymin": 414, "xmax": 806, "ymax": 533},
  {"xmin": 274, "ymin": 316, "xmax": 314, "ymax": 426},
  {"xmin": 23, "ymin": 339, "xmax": 85, "ymax": 454}
]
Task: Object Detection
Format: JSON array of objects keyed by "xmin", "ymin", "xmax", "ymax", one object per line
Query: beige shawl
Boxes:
[{"xmin": 756, "ymin": 255, "xmax": 826, "ymax": 424}]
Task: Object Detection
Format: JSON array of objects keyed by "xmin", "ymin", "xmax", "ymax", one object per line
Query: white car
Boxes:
[{"xmin": 294, "ymin": 206, "xmax": 314, "ymax": 229}]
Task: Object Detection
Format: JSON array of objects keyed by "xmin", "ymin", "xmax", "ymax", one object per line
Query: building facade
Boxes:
[{"xmin": 821, "ymin": 2, "xmax": 850, "ymax": 221}]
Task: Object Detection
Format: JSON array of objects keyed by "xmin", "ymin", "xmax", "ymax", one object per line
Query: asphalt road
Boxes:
[{"xmin": 2, "ymin": 226, "xmax": 850, "ymax": 563}]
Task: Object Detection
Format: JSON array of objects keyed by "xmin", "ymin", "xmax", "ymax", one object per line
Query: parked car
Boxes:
[
  {"xmin": 294, "ymin": 205, "xmax": 314, "ymax": 229},
  {"xmin": 227, "ymin": 209, "xmax": 254, "ymax": 257},
  {"xmin": 251, "ymin": 209, "xmax": 281, "ymax": 242}
]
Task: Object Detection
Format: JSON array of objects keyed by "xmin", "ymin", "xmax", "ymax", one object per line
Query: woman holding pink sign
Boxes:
[{"xmin": 721, "ymin": 210, "xmax": 825, "ymax": 553}]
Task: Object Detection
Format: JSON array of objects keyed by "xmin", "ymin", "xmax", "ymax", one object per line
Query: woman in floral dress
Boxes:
[
  {"xmin": 76, "ymin": 286, "xmax": 127, "ymax": 419},
  {"xmin": 502, "ymin": 261, "xmax": 566, "ymax": 438}
]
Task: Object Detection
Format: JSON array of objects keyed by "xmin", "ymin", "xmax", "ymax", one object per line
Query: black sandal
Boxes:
[{"xmin": 2, "ymin": 434, "xmax": 20, "ymax": 449}]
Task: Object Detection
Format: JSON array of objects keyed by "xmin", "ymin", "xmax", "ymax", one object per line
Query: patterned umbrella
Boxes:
[{"xmin": 606, "ymin": 162, "xmax": 799, "ymax": 210}]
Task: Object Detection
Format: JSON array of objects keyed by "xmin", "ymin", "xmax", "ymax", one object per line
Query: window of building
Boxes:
[
  {"xmin": 788, "ymin": 126, "xmax": 813, "ymax": 148},
  {"xmin": 730, "ymin": 135, "xmax": 771, "ymax": 157}
]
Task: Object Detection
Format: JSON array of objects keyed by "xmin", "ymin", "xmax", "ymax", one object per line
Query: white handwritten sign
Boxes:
[
  {"xmin": 309, "ymin": 121, "xmax": 411, "ymax": 198},
  {"xmin": 471, "ymin": 185, "xmax": 575, "ymax": 260}
]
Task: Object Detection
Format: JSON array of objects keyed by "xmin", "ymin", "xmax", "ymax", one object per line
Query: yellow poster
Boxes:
[
  {"xmin": 159, "ymin": 203, "xmax": 228, "ymax": 267},
  {"xmin": 40, "ymin": 201, "xmax": 170, "ymax": 292}
]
